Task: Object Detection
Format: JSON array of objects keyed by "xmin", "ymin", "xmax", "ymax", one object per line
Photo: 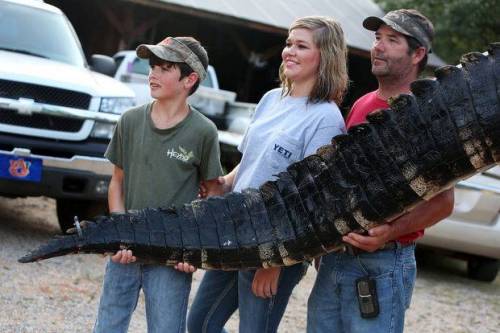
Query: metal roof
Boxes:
[{"xmin": 150, "ymin": 0, "xmax": 445, "ymax": 67}]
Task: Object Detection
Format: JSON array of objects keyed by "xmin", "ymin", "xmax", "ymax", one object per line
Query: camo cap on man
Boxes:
[
  {"xmin": 363, "ymin": 9, "xmax": 434, "ymax": 53},
  {"xmin": 136, "ymin": 37, "xmax": 208, "ymax": 81}
]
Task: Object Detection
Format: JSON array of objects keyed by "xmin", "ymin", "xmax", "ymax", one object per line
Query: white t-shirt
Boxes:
[{"xmin": 233, "ymin": 88, "xmax": 346, "ymax": 192}]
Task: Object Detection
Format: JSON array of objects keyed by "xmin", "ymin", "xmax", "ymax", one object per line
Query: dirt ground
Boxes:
[{"xmin": 1, "ymin": 196, "xmax": 499, "ymax": 332}]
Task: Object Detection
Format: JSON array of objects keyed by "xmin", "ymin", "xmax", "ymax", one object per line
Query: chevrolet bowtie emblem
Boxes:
[{"xmin": 13, "ymin": 98, "xmax": 36, "ymax": 116}]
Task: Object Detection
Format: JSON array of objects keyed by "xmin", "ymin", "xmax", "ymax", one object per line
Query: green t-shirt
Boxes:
[{"xmin": 105, "ymin": 102, "xmax": 223, "ymax": 210}]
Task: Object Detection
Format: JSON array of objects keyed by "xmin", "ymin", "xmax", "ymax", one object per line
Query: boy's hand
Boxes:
[
  {"xmin": 199, "ymin": 176, "xmax": 229, "ymax": 198},
  {"xmin": 252, "ymin": 267, "xmax": 281, "ymax": 298},
  {"xmin": 111, "ymin": 249, "xmax": 137, "ymax": 264},
  {"xmin": 174, "ymin": 262, "xmax": 197, "ymax": 273}
]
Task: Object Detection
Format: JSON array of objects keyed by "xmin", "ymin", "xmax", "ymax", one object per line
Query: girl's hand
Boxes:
[{"xmin": 251, "ymin": 267, "xmax": 281, "ymax": 298}]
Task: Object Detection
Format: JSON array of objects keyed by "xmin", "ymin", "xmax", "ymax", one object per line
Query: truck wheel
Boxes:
[
  {"xmin": 56, "ymin": 199, "xmax": 108, "ymax": 234},
  {"xmin": 467, "ymin": 256, "xmax": 499, "ymax": 282}
]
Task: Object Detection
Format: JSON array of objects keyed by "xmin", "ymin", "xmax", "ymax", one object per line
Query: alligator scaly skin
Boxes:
[{"xmin": 19, "ymin": 44, "xmax": 500, "ymax": 270}]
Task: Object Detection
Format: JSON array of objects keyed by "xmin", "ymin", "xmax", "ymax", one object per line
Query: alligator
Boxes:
[{"xmin": 19, "ymin": 44, "xmax": 500, "ymax": 270}]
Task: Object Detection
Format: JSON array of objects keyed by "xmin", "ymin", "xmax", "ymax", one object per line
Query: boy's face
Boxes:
[{"xmin": 148, "ymin": 60, "xmax": 185, "ymax": 100}]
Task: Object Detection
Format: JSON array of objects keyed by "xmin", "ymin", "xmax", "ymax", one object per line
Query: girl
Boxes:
[{"xmin": 188, "ymin": 16, "xmax": 349, "ymax": 333}]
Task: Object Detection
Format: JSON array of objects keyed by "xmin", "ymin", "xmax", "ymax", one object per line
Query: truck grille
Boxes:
[
  {"xmin": 0, "ymin": 79, "xmax": 91, "ymax": 132},
  {"xmin": 0, "ymin": 108, "xmax": 83, "ymax": 132}
]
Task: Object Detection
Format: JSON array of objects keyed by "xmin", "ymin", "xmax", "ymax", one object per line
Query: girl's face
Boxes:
[{"xmin": 282, "ymin": 28, "xmax": 320, "ymax": 84}]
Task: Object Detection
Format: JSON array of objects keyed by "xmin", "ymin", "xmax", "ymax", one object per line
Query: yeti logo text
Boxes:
[
  {"xmin": 166, "ymin": 146, "xmax": 194, "ymax": 163},
  {"xmin": 274, "ymin": 144, "xmax": 292, "ymax": 159}
]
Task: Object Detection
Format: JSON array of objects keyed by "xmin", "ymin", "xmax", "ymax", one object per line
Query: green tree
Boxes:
[{"xmin": 375, "ymin": 0, "xmax": 500, "ymax": 64}]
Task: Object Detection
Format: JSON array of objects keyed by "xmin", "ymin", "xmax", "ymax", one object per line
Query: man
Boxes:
[{"xmin": 307, "ymin": 9, "xmax": 455, "ymax": 333}]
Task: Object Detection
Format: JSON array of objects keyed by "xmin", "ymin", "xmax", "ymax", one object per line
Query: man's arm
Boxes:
[{"xmin": 343, "ymin": 188, "xmax": 454, "ymax": 252}]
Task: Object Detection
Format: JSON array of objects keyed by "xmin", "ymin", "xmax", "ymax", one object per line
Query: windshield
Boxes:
[
  {"xmin": 0, "ymin": 2, "xmax": 86, "ymax": 67},
  {"xmin": 128, "ymin": 56, "xmax": 215, "ymax": 88},
  {"xmin": 200, "ymin": 73, "xmax": 213, "ymax": 88}
]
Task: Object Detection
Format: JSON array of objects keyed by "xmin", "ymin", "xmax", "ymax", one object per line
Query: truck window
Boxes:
[
  {"xmin": 200, "ymin": 74, "xmax": 213, "ymax": 88},
  {"xmin": 113, "ymin": 55, "xmax": 125, "ymax": 76},
  {"xmin": 0, "ymin": 1, "xmax": 85, "ymax": 67},
  {"xmin": 131, "ymin": 58, "xmax": 150, "ymax": 76},
  {"xmin": 126, "ymin": 55, "xmax": 215, "ymax": 88}
]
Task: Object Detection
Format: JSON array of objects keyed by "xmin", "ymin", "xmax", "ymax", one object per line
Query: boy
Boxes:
[{"xmin": 94, "ymin": 36, "xmax": 224, "ymax": 333}]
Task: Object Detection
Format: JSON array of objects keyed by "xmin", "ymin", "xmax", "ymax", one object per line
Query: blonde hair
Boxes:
[{"xmin": 279, "ymin": 16, "xmax": 349, "ymax": 105}]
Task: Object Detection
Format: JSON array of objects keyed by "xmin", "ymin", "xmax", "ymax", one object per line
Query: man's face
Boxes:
[{"xmin": 370, "ymin": 25, "xmax": 414, "ymax": 79}]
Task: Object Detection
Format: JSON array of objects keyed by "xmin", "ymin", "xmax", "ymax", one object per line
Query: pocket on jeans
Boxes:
[
  {"xmin": 356, "ymin": 251, "xmax": 396, "ymax": 279},
  {"xmin": 402, "ymin": 259, "xmax": 417, "ymax": 309}
]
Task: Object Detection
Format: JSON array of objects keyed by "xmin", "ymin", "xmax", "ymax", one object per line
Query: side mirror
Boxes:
[
  {"xmin": 120, "ymin": 74, "xmax": 132, "ymax": 83},
  {"xmin": 90, "ymin": 54, "xmax": 116, "ymax": 77}
]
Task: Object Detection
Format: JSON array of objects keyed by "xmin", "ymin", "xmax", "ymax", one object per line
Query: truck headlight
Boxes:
[
  {"xmin": 99, "ymin": 97, "xmax": 135, "ymax": 114},
  {"xmin": 91, "ymin": 122, "xmax": 116, "ymax": 139},
  {"xmin": 91, "ymin": 97, "xmax": 135, "ymax": 139}
]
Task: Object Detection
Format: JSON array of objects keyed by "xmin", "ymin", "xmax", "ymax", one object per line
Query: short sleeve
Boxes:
[
  {"xmin": 237, "ymin": 126, "xmax": 250, "ymax": 153},
  {"xmin": 303, "ymin": 125, "xmax": 345, "ymax": 157},
  {"xmin": 303, "ymin": 103, "xmax": 346, "ymax": 157},
  {"xmin": 104, "ymin": 118, "xmax": 124, "ymax": 168},
  {"xmin": 200, "ymin": 126, "xmax": 224, "ymax": 180},
  {"xmin": 238, "ymin": 88, "xmax": 280, "ymax": 153}
]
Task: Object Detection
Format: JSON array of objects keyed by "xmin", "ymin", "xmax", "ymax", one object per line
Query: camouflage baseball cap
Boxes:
[
  {"xmin": 136, "ymin": 37, "xmax": 207, "ymax": 80},
  {"xmin": 363, "ymin": 9, "xmax": 434, "ymax": 53}
]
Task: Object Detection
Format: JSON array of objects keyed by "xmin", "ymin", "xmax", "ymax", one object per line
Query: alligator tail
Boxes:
[{"xmin": 19, "ymin": 44, "xmax": 500, "ymax": 270}]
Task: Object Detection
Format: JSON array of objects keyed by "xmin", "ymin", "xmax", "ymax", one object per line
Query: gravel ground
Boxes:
[{"xmin": 1, "ymin": 196, "xmax": 499, "ymax": 332}]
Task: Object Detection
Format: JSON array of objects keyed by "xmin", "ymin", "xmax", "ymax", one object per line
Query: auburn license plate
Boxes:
[{"xmin": 0, "ymin": 153, "xmax": 42, "ymax": 182}]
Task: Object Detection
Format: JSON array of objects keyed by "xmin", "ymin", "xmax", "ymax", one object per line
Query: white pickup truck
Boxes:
[
  {"xmin": 418, "ymin": 166, "xmax": 500, "ymax": 282},
  {"xmin": 0, "ymin": 0, "xmax": 135, "ymax": 232},
  {"xmin": 113, "ymin": 50, "xmax": 256, "ymax": 168}
]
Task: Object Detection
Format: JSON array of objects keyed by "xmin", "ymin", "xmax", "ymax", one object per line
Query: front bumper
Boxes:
[{"xmin": 0, "ymin": 147, "xmax": 112, "ymax": 200}]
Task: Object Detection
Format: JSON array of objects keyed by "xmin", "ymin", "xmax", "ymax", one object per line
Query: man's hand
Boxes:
[
  {"xmin": 342, "ymin": 189, "xmax": 454, "ymax": 252},
  {"xmin": 342, "ymin": 224, "xmax": 393, "ymax": 252},
  {"xmin": 252, "ymin": 267, "xmax": 281, "ymax": 298},
  {"xmin": 174, "ymin": 262, "xmax": 197, "ymax": 273},
  {"xmin": 111, "ymin": 249, "xmax": 136, "ymax": 264}
]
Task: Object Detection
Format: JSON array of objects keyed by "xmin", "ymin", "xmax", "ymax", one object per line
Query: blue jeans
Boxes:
[
  {"xmin": 94, "ymin": 259, "xmax": 192, "ymax": 333},
  {"xmin": 188, "ymin": 263, "xmax": 307, "ymax": 333},
  {"xmin": 307, "ymin": 244, "xmax": 416, "ymax": 333}
]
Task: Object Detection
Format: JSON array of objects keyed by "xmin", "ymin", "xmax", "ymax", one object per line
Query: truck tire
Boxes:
[
  {"xmin": 467, "ymin": 256, "xmax": 499, "ymax": 282},
  {"xmin": 56, "ymin": 199, "xmax": 108, "ymax": 234}
]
